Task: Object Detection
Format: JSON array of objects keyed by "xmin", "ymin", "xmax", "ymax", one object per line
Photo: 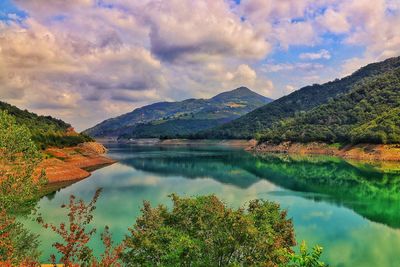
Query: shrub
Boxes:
[{"xmin": 122, "ymin": 194, "xmax": 297, "ymax": 266}]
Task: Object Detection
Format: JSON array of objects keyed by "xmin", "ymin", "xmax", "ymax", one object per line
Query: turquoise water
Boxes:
[{"xmin": 22, "ymin": 144, "xmax": 400, "ymax": 266}]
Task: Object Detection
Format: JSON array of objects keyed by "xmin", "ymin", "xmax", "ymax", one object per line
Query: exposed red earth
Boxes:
[{"xmin": 38, "ymin": 142, "xmax": 115, "ymax": 184}]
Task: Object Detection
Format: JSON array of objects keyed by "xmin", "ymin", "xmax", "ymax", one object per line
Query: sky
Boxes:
[{"xmin": 0, "ymin": 0, "xmax": 399, "ymax": 131}]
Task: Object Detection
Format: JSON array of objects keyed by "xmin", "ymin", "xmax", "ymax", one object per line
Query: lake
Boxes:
[{"xmin": 21, "ymin": 144, "xmax": 400, "ymax": 266}]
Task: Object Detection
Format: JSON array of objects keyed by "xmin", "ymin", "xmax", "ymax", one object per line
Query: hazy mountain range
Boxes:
[{"xmin": 83, "ymin": 87, "xmax": 272, "ymax": 138}]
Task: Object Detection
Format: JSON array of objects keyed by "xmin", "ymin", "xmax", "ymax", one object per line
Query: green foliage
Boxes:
[
  {"xmin": 350, "ymin": 108, "xmax": 400, "ymax": 144},
  {"xmin": 0, "ymin": 111, "xmax": 46, "ymax": 213},
  {"xmin": 0, "ymin": 111, "xmax": 44, "ymax": 265},
  {"xmin": 122, "ymin": 194, "xmax": 296, "ymax": 266},
  {"xmin": 0, "ymin": 212, "xmax": 41, "ymax": 265},
  {"xmin": 32, "ymin": 132, "xmax": 93, "ymax": 150},
  {"xmin": 118, "ymin": 119, "xmax": 228, "ymax": 139},
  {"xmin": 286, "ymin": 241, "xmax": 327, "ymax": 267},
  {"xmin": 200, "ymin": 56, "xmax": 400, "ymax": 139},
  {"xmin": 0, "ymin": 101, "xmax": 92, "ymax": 149},
  {"xmin": 258, "ymin": 68, "xmax": 400, "ymax": 144}
]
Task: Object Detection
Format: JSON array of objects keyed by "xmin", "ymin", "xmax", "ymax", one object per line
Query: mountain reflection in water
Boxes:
[{"xmin": 111, "ymin": 145, "xmax": 400, "ymax": 228}]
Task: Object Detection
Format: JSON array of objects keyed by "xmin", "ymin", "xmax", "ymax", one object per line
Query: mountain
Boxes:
[
  {"xmin": 197, "ymin": 56, "xmax": 400, "ymax": 139},
  {"xmin": 259, "ymin": 68, "xmax": 400, "ymax": 144},
  {"xmin": 0, "ymin": 101, "xmax": 92, "ymax": 149},
  {"xmin": 84, "ymin": 87, "xmax": 272, "ymax": 138}
]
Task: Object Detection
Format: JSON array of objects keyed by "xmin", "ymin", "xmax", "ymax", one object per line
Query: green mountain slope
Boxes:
[
  {"xmin": 259, "ymin": 68, "xmax": 400, "ymax": 144},
  {"xmin": 350, "ymin": 108, "xmax": 400, "ymax": 144},
  {"xmin": 0, "ymin": 101, "xmax": 92, "ymax": 148},
  {"xmin": 84, "ymin": 87, "xmax": 272, "ymax": 138},
  {"xmin": 197, "ymin": 56, "xmax": 400, "ymax": 139}
]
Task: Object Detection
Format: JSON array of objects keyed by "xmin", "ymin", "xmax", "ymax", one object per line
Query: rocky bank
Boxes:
[
  {"xmin": 39, "ymin": 142, "xmax": 115, "ymax": 184},
  {"xmin": 250, "ymin": 142, "xmax": 400, "ymax": 161}
]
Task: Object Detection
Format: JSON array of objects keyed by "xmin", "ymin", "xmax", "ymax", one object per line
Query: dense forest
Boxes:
[
  {"xmin": 118, "ymin": 119, "xmax": 230, "ymax": 139},
  {"xmin": 197, "ymin": 56, "xmax": 400, "ymax": 139},
  {"xmin": 0, "ymin": 101, "xmax": 92, "ymax": 149},
  {"xmin": 258, "ymin": 69, "xmax": 400, "ymax": 144}
]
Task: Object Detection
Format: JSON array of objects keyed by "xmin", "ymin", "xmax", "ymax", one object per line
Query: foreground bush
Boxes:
[{"xmin": 122, "ymin": 194, "xmax": 297, "ymax": 266}]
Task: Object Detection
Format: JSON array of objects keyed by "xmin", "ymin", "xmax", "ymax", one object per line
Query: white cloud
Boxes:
[
  {"xmin": 332, "ymin": 0, "xmax": 400, "ymax": 74},
  {"xmin": 316, "ymin": 8, "xmax": 350, "ymax": 34},
  {"xmin": 0, "ymin": 15, "xmax": 166, "ymax": 129},
  {"xmin": 14, "ymin": 0, "xmax": 93, "ymax": 16},
  {"xmin": 299, "ymin": 49, "xmax": 331, "ymax": 60},
  {"xmin": 1, "ymin": 0, "xmax": 399, "ymax": 130},
  {"xmin": 262, "ymin": 62, "xmax": 324, "ymax": 73},
  {"xmin": 274, "ymin": 20, "xmax": 319, "ymax": 49},
  {"xmin": 340, "ymin": 56, "xmax": 374, "ymax": 76},
  {"xmin": 142, "ymin": 0, "xmax": 271, "ymax": 62}
]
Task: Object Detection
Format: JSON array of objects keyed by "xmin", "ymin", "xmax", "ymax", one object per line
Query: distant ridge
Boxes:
[
  {"xmin": 259, "ymin": 67, "xmax": 400, "ymax": 144},
  {"xmin": 197, "ymin": 56, "xmax": 400, "ymax": 139},
  {"xmin": 84, "ymin": 87, "xmax": 272, "ymax": 138}
]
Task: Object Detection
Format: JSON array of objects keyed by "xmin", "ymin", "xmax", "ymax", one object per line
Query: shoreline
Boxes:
[
  {"xmin": 97, "ymin": 137, "xmax": 257, "ymax": 148},
  {"xmin": 38, "ymin": 142, "xmax": 116, "ymax": 190},
  {"xmin": 159, "ymin": 139, "xmax": 256, "ymax": 147},
  {"xmin": 250, "ymin": 142, "xmax": 400, "ymax": 162}
]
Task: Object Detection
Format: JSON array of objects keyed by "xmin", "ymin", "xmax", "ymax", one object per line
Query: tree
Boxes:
[
  {"xmin": 0, "ymin": 111, "xmax": 43, "ymax": 265},
  {"xmin": 122, "ymin": 194, "xmax": 297, "ymax": 266},
  {"xmin": 37, "ymin": 189, "xmax": 123, "ymax": 267},
  {"xmin": 257, "ymin": 69, "xmax": 400, "ymax": 145},
  {"xmin": 0, "ymin": 110, "xmax": 46, "ymax": 213},
  {"xmin": 0, "ymin": 210, "xmax": 40, "ymax": 266}
]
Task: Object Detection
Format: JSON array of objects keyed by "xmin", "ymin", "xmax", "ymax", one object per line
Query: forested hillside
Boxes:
[
  {"xmin": 84, "ymin": 87, "xmax": 272, "ymax": 138},
  {"xmin": 0, "ymin": 101, "xmax": 92, "ymax": 148},
  {"xmin": 197, "ymin": 56, "xmax": 400, "ymax": 139},
  {"xmin": 258, "ymin": 69, "xmax": 400, "ymax": 144}
]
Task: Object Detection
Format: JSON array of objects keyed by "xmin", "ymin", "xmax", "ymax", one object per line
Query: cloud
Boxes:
[
  {"xmin": 226, "ymin": 64, "xmax": 274, "ymax": 97},
  {"xmin": 238, "ymin": 0, "xmax": 326, "ymax": 49},
  {"xmin": 340, "ymin": 56, "xmax": 374, "ymax": 76},
  {"xmin": 142, "ymin": 0, "xmax": 271, "ymax": 62},
  {"xmin": 0, "ymin": 14, "xmax": 166, "ymax": 129},
  {"xmin": 164, "ymin": 62, "xmax": 274, "ymax": 99},
  {"xmin": 316, "ymin": 8, "xmax": 350, "ymax": 34},
  {"xmin": 262, "ymin": 62, "xmax": 324, "ymax": 73},
  {"xmin": 299, "ymin": 49, "xmax": 331, "ymax": 60},
  {"xmin": 239, "ymin": 0, "xmax": 310, "ymax": 23},
  {"xmin": 274, "ymin": 20, "xmax": 319, "ymax": 49},
  {"xmin": 110, "ymin": 89, "xmax": 161, "ymax": 103},
  {"xmin": 14, "ymin": 0, "xmax": 93, "ymax": 16},
  {"xmin": 331, "ymin": 0, "xmax": 400, "ymax": 74},
  {"xmin": 0, "ymin": 0, "xmax": 399, "ymax": 130}
]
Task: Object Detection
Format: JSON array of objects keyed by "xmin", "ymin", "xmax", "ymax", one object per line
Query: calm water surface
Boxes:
[{"xmin": 21, "ymin": 144, "xmax": 400, "ymax": 266}]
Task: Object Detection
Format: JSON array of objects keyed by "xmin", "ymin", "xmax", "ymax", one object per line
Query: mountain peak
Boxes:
[
  {"xmin": 211, "ymin": 86, "xmax": 272, "ymax": 102},
  {"xmin": 232, "ymin": 86, "xmax": 252, "ymax": 93},
  {"xmin": 84, "ymin": 86, "xmax": 272, "ymax": 137},
  {"xmin": 222, "ymin": 86, "xmax": 254, "ymax": 95}
]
